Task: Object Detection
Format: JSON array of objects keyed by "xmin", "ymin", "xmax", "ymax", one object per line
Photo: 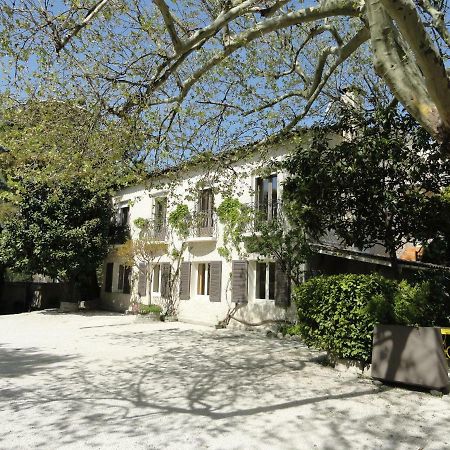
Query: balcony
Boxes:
[
  {"xmin": 137, "ymin": 219, "xmax": 168, "ymax": 242},
  {"xmin": 186, "ymin": 210, "xmax": 218, "ymax": 243},
  {"xmin": 242, "ymin": 201, "xmax": 283, "ymax": 236}
]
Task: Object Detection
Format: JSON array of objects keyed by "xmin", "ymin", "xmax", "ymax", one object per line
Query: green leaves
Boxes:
[
  {"xmin": 0, "ymin": 178, "xmax": 112, "ymax": 282},
  {"xmin": 283, "ymin": 106, "xmax": 450, "ymax": 264},
  {"xmin": 292, "ymin": 273, "xmax": 450, "ymax": 363},
  {"xmin": 217, "ymin": 197, "xmax": 251, "ymax": 260},
  {"xmin": 168, "ymin": 204, "xmax": 190, "ymax": 238}
]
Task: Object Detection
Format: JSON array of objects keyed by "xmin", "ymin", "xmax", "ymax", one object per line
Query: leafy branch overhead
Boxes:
[
  {"xmin": 283, "ymin": 105, "xmax": 450, "ymax": 273},
  {"xmin": 2, "ymin": 0, "xmax": 450, "ymax": 153}
]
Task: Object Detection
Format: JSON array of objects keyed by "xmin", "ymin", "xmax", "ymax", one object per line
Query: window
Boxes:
[
  {"xmin": 154, "ymin": 197, "xmax": 167, "ymax": 232},
  {"xmin": 197, "ymin": 263, "xmax": 211, "ymax": 295},
  {"xmin": 153, "ymin": 264, "xmax": 161, "ymax": 293},
  {"xmin": 104, "ymin": 263, "xmax": 113, "ymax": 293},
  {"xmin": 198, "ymin": 189, "xmax": 214, "ymax": 228},
  {"xmin": 117, "ymin": 264, "xmax": 132, "ymax": 294},
  {"xmin": 255, "ymin": 262, "xmax": 275, "ymax": 300},
  {"xmin": 123, "ymin": 267, "xmax": 132, "ymax": 294},
  {"xmin": 118, "ymin": 206, "xmax": 130, "ymax": 226},
  {"xmin": 255, "ymin": 175, "xmax": 278, "ymax": 221}
]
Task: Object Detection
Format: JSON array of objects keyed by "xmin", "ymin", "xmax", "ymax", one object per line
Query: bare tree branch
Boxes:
[
  {"xmin": 366, "ymin": 0, "xmax": 441, "ymax": 137},
  {"xmin": 153, "ymin": 0, "xmax": 183, "ymax": 53},
  {"xmin": 380, "ymin": 0, "xmax": 450, "ymax": 133}
]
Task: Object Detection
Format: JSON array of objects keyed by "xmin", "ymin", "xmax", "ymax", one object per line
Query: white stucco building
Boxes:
[{"xmin": 100, "ymin": 136, "xmax": 302, "ymax": 326}]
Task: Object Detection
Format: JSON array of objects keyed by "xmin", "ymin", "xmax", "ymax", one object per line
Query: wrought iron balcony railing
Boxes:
[
  {"xmin": 188, "ymin": 210, "xmax": 218, "ymax": 239},
  {"xmin": 137, "ymin": 219, "xmax": 168, "ymax": 242},
  {"xmin": 244, "ymin": 201, "xmax": 283, "ymax": 234}
]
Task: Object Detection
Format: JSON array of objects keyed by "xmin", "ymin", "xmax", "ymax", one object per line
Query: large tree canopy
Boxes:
[
  {"xmin": 283, "ymin": 106, "xmax": 450, "ymax": 272},
  {"xmin": 0, "ymin": 178, "xmax": 112, "ymax": 285},
  {"xmin": 0, "ymin": 100, "xmax": 141, "ymax": 294},
  {"xmin": 1, "ymin": 0, "xmax": 449, "ymax": 156}
]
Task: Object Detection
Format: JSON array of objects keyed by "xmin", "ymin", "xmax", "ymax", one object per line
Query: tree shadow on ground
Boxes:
[
  {"xmin": 0, "ymin": 325, "xmax": 447, "ymax": 449},
  {"xmin": 0, "ymin": 345, "xmax": 75, "ymax": 378}
]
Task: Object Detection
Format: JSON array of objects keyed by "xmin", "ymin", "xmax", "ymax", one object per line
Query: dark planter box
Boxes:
[{"xmin": 371, "ymin": 325, "xmax": 448, "ymax": 391}]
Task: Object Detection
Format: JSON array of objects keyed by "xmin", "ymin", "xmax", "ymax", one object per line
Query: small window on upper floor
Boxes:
[
  {"xmin": 197, "ymin": 189, "xmax": 214, "ymax": 229},
  {"xmin": 255, "ymin": 174, "xmax": 278, "ymax": 221},
  {"xmin": 118, "ymin": 205, "xmax": 130, "ymax": 227},
  {"xmin": 154, "ymin": 197, "xmax": 167, "ymax": 229}
]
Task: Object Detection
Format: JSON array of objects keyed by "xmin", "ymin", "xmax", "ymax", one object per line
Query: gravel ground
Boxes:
[{"xmin": 0, "ymin": 311, "xmax": 448, "ymax": 450}]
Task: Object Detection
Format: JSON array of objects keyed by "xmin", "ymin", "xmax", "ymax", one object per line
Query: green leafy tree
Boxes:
[
  {"xmin": 245, "ymin": 210, "xmax": 311, "ymax": 286},
  {"xmin": 0, "ymin": 100, "xmax": 141, "ymax": 297},
  {"xmin": 283, "ymin": 106, "xmax": 450, "ymax": 275},
  {"xmin": 0, "ymin": 179, "xmax": 112, "ymax": 300}
]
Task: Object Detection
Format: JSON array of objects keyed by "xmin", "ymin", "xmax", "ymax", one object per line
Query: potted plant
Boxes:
[{"xmin": 137, "ymin": 304, "xmax": 162, "ymax": 321}]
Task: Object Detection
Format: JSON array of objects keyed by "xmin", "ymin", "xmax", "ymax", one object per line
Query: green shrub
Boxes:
[
  {"xmin": 139, "ymin": 304, "xmax": 162, "ymax": 315},
  {"xmin": 293, "ymin": 274, "xmax": 397, "ymax": 363},
  {"xmin": 392, "ymin": 280, "xmax": 430, "ymax": 325},
  {"xmin": 292, "ymin": 272, "xmax": 450, "ymax": 363},
  {"xmin": 408, "ymin": 269, "xmax": 450, "ymax": 326}
]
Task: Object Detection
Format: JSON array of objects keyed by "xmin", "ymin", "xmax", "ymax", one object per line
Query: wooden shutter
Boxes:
[
  {"xmin": 209, "ymin": 262, "xmax": 222, "ymax": 302},
  {"xmin": 275, "ymin": 263, "xmax": 290, "ymax": 307},
  {"xmin": 232, "ymin": 260, "xmax": 248, "ymax": 303},
  {"xmin": 105, "ymin": 263, "xmax": 113, "ymax": 293},
  {"xmin": 160, "ymin": 263, "xmax": 171, "ymax": 298},
  {"xmin": 179, "ymin": 262, "xmax": 191, "ymax": 300},
  {"xmin": 118, "ymin": 265, "xmax": 124, "ymax": 290},
  {"xmin": 137, "ymin": 264, "xmax": 147, "ymax": 297}
]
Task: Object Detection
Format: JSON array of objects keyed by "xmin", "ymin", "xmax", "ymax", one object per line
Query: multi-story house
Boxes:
[
  {"xmin": 101, "ymin": 140, "xmax": 299, "ymax": 326},
  {"xmin": 100, "ymin": 132, "xmax": 431, "ymax": 326}
]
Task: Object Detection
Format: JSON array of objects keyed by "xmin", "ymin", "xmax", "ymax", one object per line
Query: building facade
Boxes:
[{"xmin": 100, "ymin": 140, "xmax": 301, "ymax": 326}]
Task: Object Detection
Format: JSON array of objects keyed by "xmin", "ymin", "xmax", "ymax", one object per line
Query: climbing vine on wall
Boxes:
[{"xmin": 217, "ymin": 197, "xmax": 252, "ymax": 260}]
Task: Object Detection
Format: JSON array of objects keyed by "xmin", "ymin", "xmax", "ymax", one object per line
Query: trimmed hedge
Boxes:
[{"xmin": 292, "ymin": 273, "xmax": 450, "ymax": 363}]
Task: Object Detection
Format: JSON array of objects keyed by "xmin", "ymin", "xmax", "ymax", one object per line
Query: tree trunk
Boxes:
[
  {"xmin": 389, "ymin": 247, "xmax": 401, "ymax": 279},
  {"xmin": 65, "ymin": 279, "xmax": 78, "ymax": 303}
]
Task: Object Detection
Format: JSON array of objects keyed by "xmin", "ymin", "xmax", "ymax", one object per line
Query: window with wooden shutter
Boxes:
[
  {"xmin": 179, "ymin": 262, "xmax": 191, "ymax": 300},
  {"xmin": 255, "ymin": 262, "xmax": 275, "ymax": 300},
  {"xmin": 275, "ymin": 263, "xmax": 290, "ymax": 307},
  {"xmin": 104, "ymin": 263, "xmax": 113, "ymax": 293},
  {"xmin": 197, "ymin": 263, "xmax": 206, "ymax": 295},
  {"xmin": 232, "ymin": 260, "xmax": 248, "ymax": 303},
  {"xmin": 152, "ymin": 264, "xmax": 161, "ymax": 293},
  {"xmin": 160, "ymin": 263, "xmax": 171, "ymax": 298},
  {"xmin": 209, "ymin": 262, "xmax": 222, "ymax": 302},
  {"xmin": 123, "ymin": 266, "xmax": 132, "ymax": 294},
  {"xmin": 118, "ymin": 265, "xmax": 125, "ymax": 291},
  {"xmin": 137, "ymin": 264, "xmax": 147, "ymax": 297}
]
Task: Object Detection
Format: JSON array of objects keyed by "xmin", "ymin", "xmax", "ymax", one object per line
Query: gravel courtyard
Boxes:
[{"xmin": 0, "ymin": 311, "xmax": 448, "ymax": 450}]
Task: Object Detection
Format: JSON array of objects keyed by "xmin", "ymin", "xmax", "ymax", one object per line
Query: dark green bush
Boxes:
[
  {"xmin": 408, "ymin": 269, "xmax": 450, "ymax": 326},
  {"xmin": 292, "ymin": 273, "xmax": 450, "ymax": 363},
  {"xmin": 293, "ymin": 274, "xmax": 397, "ymax": 363}
]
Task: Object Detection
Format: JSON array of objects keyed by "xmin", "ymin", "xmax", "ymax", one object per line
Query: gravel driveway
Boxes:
[{"xmin": 0, "ymin": 311, "xmax": 448, "ymax": 450}]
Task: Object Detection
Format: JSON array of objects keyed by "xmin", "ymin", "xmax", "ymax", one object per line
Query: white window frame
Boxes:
[
  {"xmin": 196, "ymin": 262, "xmax": 211, "ymax": 297},
  {"xmin": 152, "ymin": 264, "xmax": 161, "ymax": 295},
  {"xmin": 255, "ymin": 261, "xmax": 275, "ymax": 301},
  {"xmin": 254, "ymin": 173, "xmax": 278, "ymax": 221}
]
